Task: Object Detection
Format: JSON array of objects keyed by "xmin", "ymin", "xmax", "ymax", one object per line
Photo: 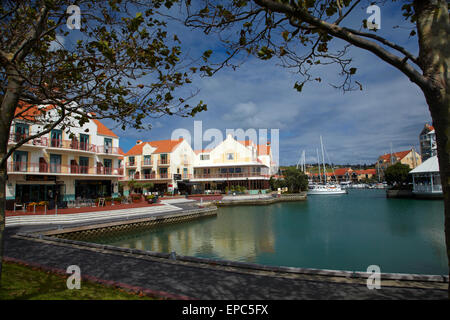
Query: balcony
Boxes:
[
  {"xmin": 141, "ymin": 160, "xmax": 153, "ymax": 167},
  {"xmin": 192, "ymin": 172, "xmax": 270, "ymax": 179},
  {"xmin": 122, "ymin": 172, "xmax": 169, "ymax": 181},
  {"xmin": 157, "ymin": 159, "xmax": 170, "ymax": 166},
  {"xmin": 7, "ymin": 162, "xmax": 124, "ymax": 176},
  {"xmin": 96, "ymin": 145, "xmax": 121, "ymax": 155},
  {"xmin": 8, "ymin": 132, "xmax": 48, "ymax": 147},
  {"xmin": 126, "ymin": 162, "xmax": 137, "ymax": 167},
  {"xmin": 48, "ymin": 139, "xmax": 96, "ymax": 152}
]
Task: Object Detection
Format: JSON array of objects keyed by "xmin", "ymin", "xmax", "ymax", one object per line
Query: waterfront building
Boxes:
[
  {"xmin": 307, "ymin": 167, "xmax": 376, "ymax": 183},
  {"xmin": 190, "ymin": 134, "xmax": 274, "ymax": 193},
  {"xmin": 375, "ymin": 149, "xmax": 422, "ymax": 180},
  {"xmin": 419, "ymin": 123, "xmax": 437, "ymax": 161},
  {"xmin": 354, "ymin": 169, "xmax": 377, "ymax": 181},
  {"xmin": 409, "ymin": 155, "xmax": 443, "ymax": 198},
  {"xmin": 121, "ymin": 138, "xmax": 196, "ymax": 195},
  {"xmin": 6, "ymin": 103, "xmax": 123, "ymax": 210}
]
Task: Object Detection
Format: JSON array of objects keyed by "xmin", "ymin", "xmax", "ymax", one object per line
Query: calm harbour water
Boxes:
[{"xmin": 89, "ymin": 189, "xmax": 448, "ymax": 275}]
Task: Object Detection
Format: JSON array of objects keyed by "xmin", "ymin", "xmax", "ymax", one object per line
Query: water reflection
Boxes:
[{"xmin": 88, "ymin": 190, "xmax": 448, "ymax": 275}]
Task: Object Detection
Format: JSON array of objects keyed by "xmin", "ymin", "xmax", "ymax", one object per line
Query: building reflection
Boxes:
[{"xmin": 114, "ymin": 208, "xmax": 276, "ymax": 263}]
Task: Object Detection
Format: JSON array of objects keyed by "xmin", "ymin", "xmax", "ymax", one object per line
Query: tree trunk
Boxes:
[
  {"xmin": 414, "ymin": 0, "xmax": 450, "ymax": 297},
  {"xmin": 0, "ymin": 162, "xmax": 6, "ymax": 286},
  {"xmin": 0, "ymin": 65, "xmax": 23, "ymax": 286}
]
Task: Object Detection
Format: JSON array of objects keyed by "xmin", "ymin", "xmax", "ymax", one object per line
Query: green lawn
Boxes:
[{"xmin": 0, "ymin": 261, "xmax": 156, "ymax": 300}]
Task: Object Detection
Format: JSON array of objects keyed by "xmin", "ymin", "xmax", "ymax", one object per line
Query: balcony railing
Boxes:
[
  {"xmin": 414, "ymin": 184, "xmax": 443, "ymax": 193},
  {"xmin": 126, "ymin": 162, "xmax": 137, "ymax": 167},
  {"xmin": 157, "ymin": 159, "xmax": 170, "ymax": 166},
  {"xmin": 8, "ymin": 133, "xmax": 48, "ymax": 147},
  {"xmin": 123, "ymin": 172, "xmax": 169, "ymax": 180},
  {"xmin": 96, "ymin": 145, "xmax": 121, "ymax": 155},
  {"xmin": 142, "ymin": 160, "xmax": 153, "ymax": 166},
  {"xmin": 191, "ymin": 172, "xmax": 270, "ymax": 179},
  {"xmin": 9, "ymin": 131, "xmax": 121, "ymax": 155},
  {"xmin": 49, "ymin": 139, "xmax": 96, "ymax": 152},
  {"xmin": 7, "ymin": 162, "xmax": 124, "ymax": 176}
]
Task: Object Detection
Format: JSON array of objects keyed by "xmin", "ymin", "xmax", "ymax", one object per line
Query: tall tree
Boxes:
[
  {"xmin": 0, "ymin": 0, "xmax": 208, "ymax": 284},
  {"xmin": 183, "ymin": 0, "xmax": 450, "ymax": 293}
]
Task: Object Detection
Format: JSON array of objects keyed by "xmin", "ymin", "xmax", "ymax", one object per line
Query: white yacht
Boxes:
[
  {"xmin": 307, "ymin": 136, "xmax": 348, "ymax": 195},
  {"xmin": 308, "ymin": 184, "xmax": 347, "ymax": 195}
]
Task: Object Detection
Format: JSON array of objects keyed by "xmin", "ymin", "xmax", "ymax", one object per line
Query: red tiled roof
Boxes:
[
  {"xmin": 14, "ymin": 101, "xmax": 56, "ymax": 121},
  {"xmin": 125, "ymin": 139, "xmax": 183, "ymax": 156},
  {"xmin": 92, "ymin": 119, "xmax": 118, "ymax": 138},
  {"xmin": 379, "ymin": 150, "xmax": 411, "ymax": 162},
  {"xmin": 334, "ymin": 168, "xmax": 353, "ymax": 176},
  {"xmin": 355, "ymin": 169, "xmax": 376, "ymax": 175}
]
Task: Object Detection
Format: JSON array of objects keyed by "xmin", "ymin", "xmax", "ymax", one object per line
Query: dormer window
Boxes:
[
  {"xmin": 227, "ymin": 153, "xmax": 234, "ymax": 160},
  {"xmin": 200, "ymin": 154, "xmax": 210, "ymax": 160}
]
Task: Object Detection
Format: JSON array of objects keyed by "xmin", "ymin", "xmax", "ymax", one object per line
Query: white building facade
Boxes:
[{"xmin": 6, "ymin": 106, "xmax": 123, "ymax": 209}]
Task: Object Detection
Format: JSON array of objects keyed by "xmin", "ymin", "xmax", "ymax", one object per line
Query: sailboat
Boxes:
[{"xmin": 308, "ymin": 136, "xmax": 347, "ymax": 195}]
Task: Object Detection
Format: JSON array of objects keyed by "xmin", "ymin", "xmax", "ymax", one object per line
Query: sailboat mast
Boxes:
[
  {"xmin": 316, "ymin": 148, "xmax": 321, "ymax": 184},
  {"xmin": 320, "ymin": 135, "xmax": 326, "ymax": 184}
]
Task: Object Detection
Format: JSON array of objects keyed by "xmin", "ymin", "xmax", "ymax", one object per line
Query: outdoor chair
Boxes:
[{"xmin": 14, "ymin": 202, "xmax": 25, "ymax": 212}]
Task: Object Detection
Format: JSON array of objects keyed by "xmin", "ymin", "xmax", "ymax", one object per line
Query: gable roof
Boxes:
[
  {"xmin": 125, "ymin": 138, "xmax": 183, "ymax": 156},
  {"xmin": 14, "ymin": 101, "xmax": 56, "ymax": 121},
  {"xmin": 379, "ymin": 150, "xmax": 411, "ymax": 163},
  {"xmin": 92, "ymin": 119, "xmax": 118, "ymax": 138},
  {"xmin": 334, "ymin": 168, "xmax": 353, "ymax": 176}
]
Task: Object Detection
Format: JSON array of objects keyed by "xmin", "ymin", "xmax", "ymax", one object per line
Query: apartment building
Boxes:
[
  {"xmin": 375, "ymin": 149, "xmax": 422, "ymax": 180},
  {"xmin": 6, "ymin": 104, "xmax": 123, "ymax": 209},
  {"xmin": 121, "ymin": 134, "xmax": 276, "ymax": 194},
  {"xmin": 122, "ymin": 138, "xmax": 196, "ymax": 194},
  {"xmin": 419, "ymin": 123, "xmax": 437, "ymax": 161},
  {"xmin": 190, "ymin": 134, "xmax": 274, "ymax": 193}
]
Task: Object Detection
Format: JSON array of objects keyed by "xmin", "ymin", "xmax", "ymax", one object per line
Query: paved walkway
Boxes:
[
  {"xmin": 5, "ymin": 204, "xmax": 182, "ymax": 227},
  {"xmin": 4, "ymin": 227, "xmax": 447, "ymax": 300}
]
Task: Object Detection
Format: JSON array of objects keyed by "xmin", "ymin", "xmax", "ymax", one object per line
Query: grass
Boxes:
[{"xmin": 0, "ymin": 261, "xmax": 156, "ymax": 300}]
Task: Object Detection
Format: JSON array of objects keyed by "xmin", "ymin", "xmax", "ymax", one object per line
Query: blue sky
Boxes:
[{"xmin": 64, "ymin": 1, "xmax": 432, "ymax": 166}]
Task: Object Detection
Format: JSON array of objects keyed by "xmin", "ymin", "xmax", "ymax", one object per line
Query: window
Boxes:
[
  {"xmin": 80, "ymin": 134, "xmax": 89, "ymax": 151},
  {"xmin": 227, "ymin": 153, "xmax": 234, "ymax": 160},
  {"xmin": 79, "ymin": 157, "xmax": 89, "ymax": 174},
  {"xmin": 220, "ymin": 168, "xmax": 227, "ymax": 174},
  {"xmin": 13, "ymin": 151, "xmax": 28, "ymax": 172},
  {"xmin": 128, "ymin": 169, "xmax": 136, "ymax": 179},
  {"xmin": 104, "ymin": 159, "xmax": 112, "ymax": 174},
  {"xmin": 144, "ymin": 155, "xmax": 151, "ymax": 165},
  {"xmin": 200, "ymin": 154, "xmax": 210, "ymax": 160},
  {"xmin": 160, "ymin": 154, "xmax": 168, "ymax": 164},
  {"xmin": 51, "ymin": 129, "xmax": 62, "ymax": 147},
  {"xmin": 235, "ymin": 167, "xmax": 241, "ymax": 173},
  {"xmin": 128, "ymin": 156, "xmax": 135, "ymax": 166},
  {"xmin": 159, "ymin": 167, "xmax": 168, "ymax": 178},
  {"xmin": 228, "ymin": 168, "xmax": 235, "ymax": 173},
  {"xmin": 50, "ymin": 154, "xmax": 62, "ymax": 173},
  {"xmin": 14, "ymin": 123, "xmax": 29, "ymax": 142},
  {"xmin": 104, "ymin": 138, "xmax": 112, "ymax": 154}
]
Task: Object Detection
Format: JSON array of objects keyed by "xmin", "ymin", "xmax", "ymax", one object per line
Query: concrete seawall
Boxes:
[{"xmin": 216, "ymin": 193, "xmax": 307, "ymax": 206}]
